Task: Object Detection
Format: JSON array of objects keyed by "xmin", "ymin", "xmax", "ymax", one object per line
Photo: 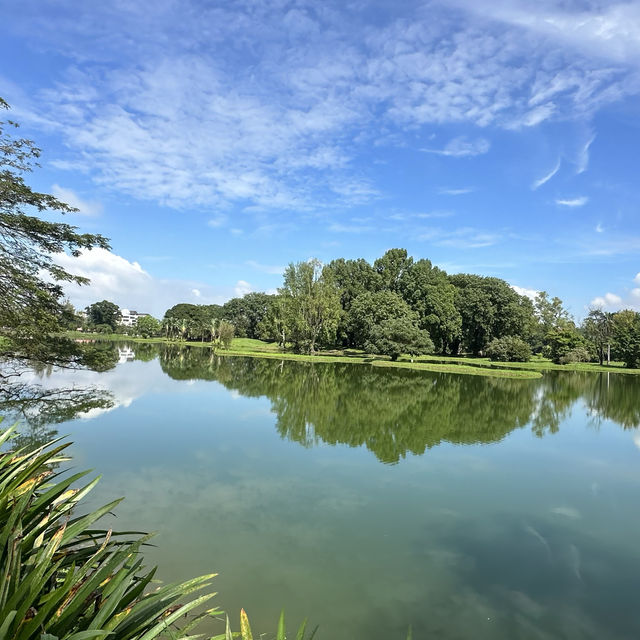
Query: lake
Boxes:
[{"xmin": 8, "ymin": 344, "xmax": 640, "ymax": 639}]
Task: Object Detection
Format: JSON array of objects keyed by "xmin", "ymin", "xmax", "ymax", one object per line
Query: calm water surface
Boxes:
[{"xmin": 11, "ymin": 344, "xmax": 640, "ymax": 639}]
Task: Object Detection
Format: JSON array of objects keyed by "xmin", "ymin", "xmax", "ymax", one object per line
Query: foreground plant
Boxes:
[{"xmin": 0, "ymin": 424, "xmax": 317, "ymax": 640}]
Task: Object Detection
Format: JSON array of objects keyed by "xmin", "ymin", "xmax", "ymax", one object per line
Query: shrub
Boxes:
[
  {"xmin": 559, "ymin": 346, "xmax": 591, "ymax": 365},
  {"xmin": 485, "ymin": 336, "xmax": 531, "ymax": 362}
]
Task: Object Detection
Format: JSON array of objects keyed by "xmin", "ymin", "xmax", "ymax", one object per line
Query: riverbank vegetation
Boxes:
[{"xmin": 72, "ymin": 265, "xmax": 640, "ymax": 374}]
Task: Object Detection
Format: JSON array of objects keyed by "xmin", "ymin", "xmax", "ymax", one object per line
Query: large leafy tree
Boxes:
[
  {"xmin": 280, "ymin": 259, "xmax": 340, "ymax": 354},
  {"xmin": 86, "ymin": 299, "xmax": 122, "ymax": 330},
  {"xmin": 347, "ymin": 290, "xmax": 417, "ymax": 348},
  {"xmin": 611, "ymin": 310, "xmax": 640, "ymax": 368},
  {"xmin": 449, "ymin": 274, "xmax": 534, "ymax": 355},
  {"xmin": 0, "ymin": 98, "xmax": 109, "ymax": 368},
  {"xmin": 398, "ymin": 258, "xmax": 461, "ymax": 354},
  {"xmin": 582, "ymin": 308, "xmax": 615, "ymax": 366},
  {"xmin": 373, "ymin": 248, "xmax": 413, "ymax": 293}
]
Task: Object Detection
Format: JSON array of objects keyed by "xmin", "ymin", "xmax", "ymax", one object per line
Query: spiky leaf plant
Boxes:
[{"xmin": 0, "ymin": 425, "xmax": 222, "ymax": 639}]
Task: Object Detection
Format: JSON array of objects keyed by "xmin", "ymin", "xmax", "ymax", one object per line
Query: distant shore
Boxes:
[{"xmin": 61, "ymin": 332, "xmax": 640, "ymax": 379}]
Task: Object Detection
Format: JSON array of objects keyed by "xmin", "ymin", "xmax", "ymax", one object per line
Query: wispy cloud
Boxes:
[
  {"xmin": 388, "ymin": 210, "xmax": 454, "ymax": 221},
  {"xmin": 328, "ymin": 222, "xmax": 374, "ymax": 234},
  {"xmin": 421, "ymin": 136, "xmax": 490, "ymax": 158},
  {"xmin": 207, "ymin": 214, "xmax": 228, "ymax": 228},
  {"xmin": 556, "ymin": 196, "xmax": 588, "ymax": 207},
  {"xmin": 438, "ymin": 187, "xmax": 474, "ymax": 196},
  {"xmin": 532, "ymin": 158, "xmax": 561, "ymax": 190},
  {"xmin": 246, "ymin": 260, "xmax": 285, "ymax": 275},
  {"xmin": 576, "ymin": 132, "xmax": 596, "ymax": 174},
  {"xmin": 418, "ymin": 227, "xmax": 501, "ymax": 249},
  {"xmin": 51, "ymin": 184, "xmax": 102, "ymax": 216}
]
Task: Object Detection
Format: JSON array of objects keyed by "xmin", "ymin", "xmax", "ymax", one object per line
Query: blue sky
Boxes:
[{"xmin": 1, "ymin": 0, "xmax": 640, "ymax": 318}]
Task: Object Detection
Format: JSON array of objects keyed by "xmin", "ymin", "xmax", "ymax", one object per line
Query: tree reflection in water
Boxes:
[{"xmin": 157, "ymin": 345, "xmax": 640, "ymax": 464}]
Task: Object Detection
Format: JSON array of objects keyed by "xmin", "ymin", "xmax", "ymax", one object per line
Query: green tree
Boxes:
[
  {"xmin": 364, "ymin": 317, "xmax": 434, "ymax": 361},
  {"xmin": 449, "ymin": 274, "xmax": 534, "ymax": 355},
  {"xmin": 611, "ymin": 310, "xmax": 640, "ymax": 368},
  {"xmin": 326, "ymin": 257, "xmax": 382, "ymax": 311},
  {"xmin": 136, "ymin": 315, "xmax": 161, "ymax": 338},
  {"xmin": 217, "ymin": 319, "xmax": 235, "ymax": 349},
  {"xmin": 280, "ymin": 259, "xmax": 340, "ymax": 354},
  {"xmin": 486, "ymin": 336, "xmax": 532, "ymax": 362},
  {"xmin": 222, "ymin": 292, "xmax": 274, "ymax": 339},
  {"xmin": 373, "ymin": 248, "xmax": 413, "ymax": 293},
  {"xmin": 347, "ymin": 290, "xmax": 417, "ymax": 348},
  {"xmin": 0, "ymin": 98, "xmax": 109, "ymax": 368},
  {"xmin": 582, "ymin": 308, "xmax": 614, "ymax": 366},
  {"xmin": 86, "ymin": 300, "xmax": 122, "ymax": 330},
  {"xmin": 398, "ymin": 258, "xmax": 461, "ymax": 353},
  {"xmin": 546, "ymin": 325, "xmax": 588, "ymax": 364},
  {"xmin": 258, "ymin": 295, "xmax": 289, "ymax": 349}
]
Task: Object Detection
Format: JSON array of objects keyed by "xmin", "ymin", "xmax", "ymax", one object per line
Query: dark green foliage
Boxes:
[
  {"xmin": 0, "ymin": 98, "xmax": 109, "ymax": 370},
  {"xmin": 486, "ymin": 336, "xmax": 532, "ymax": 362},
  {"xmin": 364, "ymin": 316, "xmax": 434, "ymax": 361},
  {"xmin": 326, "ymin": 257, "xmax": 382, "ymax": 311},
  {"xmin": 449, "ymin": 274, "xmax": 535, "ymax": 355},
  {"xmin": 582, "ymin": 309, "xmax": 614, "ymax": 366},
  {"xmin": 222, "ymin": 292, "xmax": 275, "ymax": 339},
  {"xmin": 398, "ymin": 259, "xmax": 461, "ymax": 353},
  {"xmin": 135, "ymin": 315, "xmax": 161, "ymax": 338},
  {"xmin": 546, "ymin": 326, "xmax": 589, "ymax": 364},
  {"xmin": 373, "ymin": 248, "xmax": 413, "ymax": 293},
  {"xmin": 86, "ymin": 300, "xmax": 122, "ymax": 329},
  {"xmin": 347, "ymin": 290, "xmax": 416, "ymax": 348},
  {"xmin": 611, "ymin": 310, "xmax": 640, "ymax": 368}
]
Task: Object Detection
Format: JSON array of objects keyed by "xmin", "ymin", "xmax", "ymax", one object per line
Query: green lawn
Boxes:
[{"xmin": 57, "ymin": 332, "xmax": 640, "ymax": 379}]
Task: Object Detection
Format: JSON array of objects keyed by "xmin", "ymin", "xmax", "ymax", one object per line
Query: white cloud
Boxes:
[
  {"xmin": 207, "ymin": 214, "xmax": 228, "ymax": 228},
  {"xmin": 634, "ymin": 273, "xmax": 640, "ymax": 284},
  {"xmin": 55, "ymin": 248, "xmax": 229, "ymax": 316},
  {"xmin": 246, "ymin": 261, "xmax": 285, "ymax": 275},
  {"xmin": 10, "ymin": 0, "xmax": 639, "ymax": 215},
  {"xmin": 51, "ymin": 184, "xmax": 102, "ymax": 216},
  {"xmin": 328, "ymin": 222, "xmax": 374, "ymax": 234},
  {"xmin": 590, "ymin": 292, "xmax": 623, "ymax": 309},
  {"xmin": 532, "ymin": 158, "xmax": 561, "ymax": 190},
  {"xmin": 511, "ymin": 285, "xmax": 539, "ymax": 301},
  {"xmin": 556, "ymin": 196, "xmax": 588, "ymax": 207},
  {"xmin": 418, "ymin": 226, "xmax": 500, "ymax": 249},
  {"xmin": 234, "ymin": 280, "xmax": 253, "ymax": 297},
  {"xmin": 438, "ymin": 187, "xmax": 474, "ymax": 195},
  {"xmin": 595, "ymin": 223, "xmax": 604, "ymax": 233},
  {"xmin": 576, "ymin": 133, "xmax": 596, "ymax": 174},
  {"xmin": 421, "ymin": 136, "xmax": 490, "ymax": 158}
]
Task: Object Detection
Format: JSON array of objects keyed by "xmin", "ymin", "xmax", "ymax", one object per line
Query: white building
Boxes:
[{"xmin": 120, "ymin": 309, "xmax": 150, "ymax": 327}]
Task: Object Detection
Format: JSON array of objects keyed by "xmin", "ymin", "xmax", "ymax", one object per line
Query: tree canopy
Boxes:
[{"xmin": 0, "ymin": 98, "xmax": 109, "ymax": 369}]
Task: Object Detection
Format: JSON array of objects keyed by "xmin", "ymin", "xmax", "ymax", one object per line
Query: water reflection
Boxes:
[{"xmin": 153, "ymin": 345, "xmax": 640, "ymax": 463}]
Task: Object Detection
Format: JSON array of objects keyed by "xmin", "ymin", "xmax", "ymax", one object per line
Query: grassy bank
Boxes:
[{"xmin": 63, "ymin": 333, "xmax": 542, "ymax": 379}]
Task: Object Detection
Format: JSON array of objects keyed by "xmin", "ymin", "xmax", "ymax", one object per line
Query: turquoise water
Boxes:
[{"xmin": 10, "ymin": 345, "xmax": 640, "ymax": 639}]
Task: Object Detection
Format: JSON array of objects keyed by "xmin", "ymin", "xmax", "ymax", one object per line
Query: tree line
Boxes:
[{"xmin": 152, "ymin": 250, "xmax": 640, "ymax": 367}]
